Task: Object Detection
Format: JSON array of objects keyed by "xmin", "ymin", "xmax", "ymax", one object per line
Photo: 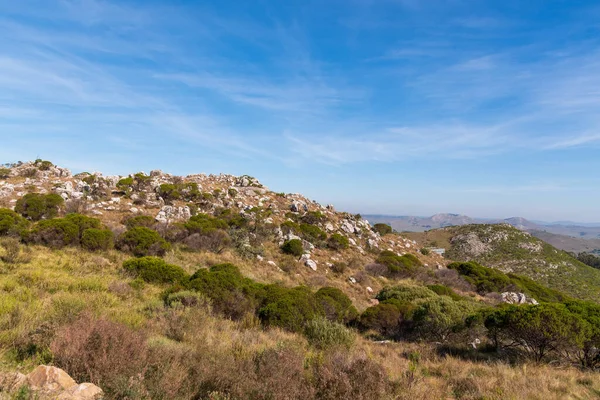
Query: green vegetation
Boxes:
[
  {"xmin": 123, "ymin": 215, "xmax": 156, "ymax": 229},
  {"xmin": 444, "ymin": 224, "xmax": 600, "ymax": 301},
  {"xmin": 0, "ymin": 167, "xmax": 10, "ymax": 179},
  {"xmin": 117, "ymin": 226, "xmax": 171, "ymax": 257},
  {"xmin": 327, "ymin": 233, "xmax": 349, "ymax": 250},
  {"xmin": 15, "ymin": 193, "xmax": 64, "ymax": 221},
  {"xmin": 449, "ymin": 261, "xmax": 569, "ymax": 302},
  {"xmin": 0, "ymin": 208, "xmax": 29, "ymax": 236},
  {"xmin": 304, "ymin": 317, "xmax": 355, "ymax": 349},
  {"xmin": 376, "ymin": 250, "xmax": 422, "ymax": 276},
  {"xmin": 123, "ymin": 257, "xmax": 188, "ymax": 284},
  {"xmin": 23, "ymin": 218, "xmax": 80, "ymax": 248},
  {"xmin": 81, "ymin": 228, "xmax": 114, "ymax": 251},
  {"xmin": 281, "ymin": 239, "xmax": 304, "ymax": 257},
  {"xmin": 577, "ymin": 252, "xmax": 600, "ymax": 269},
  {"xmin": 373, "ymin": 223, "xmax": 393, "ymax": 236}
]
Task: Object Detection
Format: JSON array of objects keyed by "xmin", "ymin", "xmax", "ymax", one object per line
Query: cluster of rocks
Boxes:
[
  {"xmin": 501, "ymin": 292, "xmax": 539, "ymax": 305},
  {"xmin": 0, "ymin": 365, "xmax": 103, "ymax": 399}
]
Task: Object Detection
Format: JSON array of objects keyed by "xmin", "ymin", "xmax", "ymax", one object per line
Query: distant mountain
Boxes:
[{"xmin": 365, "ymin": 213, "xmax": 600, "ymax": 243}]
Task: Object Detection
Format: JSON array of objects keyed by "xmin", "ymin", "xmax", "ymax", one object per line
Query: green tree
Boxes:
[{"xmin": 15, "ymin": 193, "xmax": 64, "ymax": 221}]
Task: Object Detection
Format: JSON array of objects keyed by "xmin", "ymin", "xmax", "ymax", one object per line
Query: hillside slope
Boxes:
[{"xmin": 406, "ymin": 224, "xmax": 600, "ymax": 301}]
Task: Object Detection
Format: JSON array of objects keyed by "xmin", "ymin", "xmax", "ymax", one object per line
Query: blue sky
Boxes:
[{"xmin": 1, "ymin": 0, "xmax": 600, "ymax": 221}]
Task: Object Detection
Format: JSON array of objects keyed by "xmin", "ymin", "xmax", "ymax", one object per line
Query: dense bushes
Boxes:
[
  {"xmin": 315, "ymin": 287, "xmax": 359, "ymax": 324},
  {"xmin": 123, "ymin": 215, "xmax": 156, "ymax": 230},
  {"xmin": 449, "ymin": 261, "xmax": 569, "ymax": 302},
  {"xmin": 15, "ymin": 193, "xmax": 64, "ymax": 221},
  {"xmin": 0, "ymin": 208, "xmax": 28, "ymax": 236},
  {"xmin": 281, "ymin": 239, "xmax": 304, "ymax": 256},
  {"xmin": 373, "ymin": 223, "xmax": 392, "ymax": 236},
  {"xmin": 376, "ymin": 250, "xmax": 422, "ymax": 276},
  {"xmin": 117, "ymin": 226, "xmax": 171, "ymax": 257},
  {"xmin": 81, "ymin": 228, "xmax": 114, "ymax": 251},
  {"xmin": 123, "ymin": 257, "xmax": 188, "ymax": 284},
  {"xmin": 577, "ymin": 252, "xmax": 600, "ymax": 269},
  {"xmin": 23, "ymin": 218, "xmax": 79, "ymax": 248}
]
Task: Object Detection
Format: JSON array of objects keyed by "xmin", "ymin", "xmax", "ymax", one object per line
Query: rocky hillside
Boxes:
[
  {"xmin": 0, "ymin": 160, "xmax": 444, "ymax": 308},
  {"xmin": 405, "ymin": 224, "xmax": 600, "ymax": 301}
]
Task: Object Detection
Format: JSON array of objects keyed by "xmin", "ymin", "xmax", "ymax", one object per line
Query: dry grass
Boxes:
[{"xmin": 1, "ymin": 242, "xmax": 600, "ymax": 399}]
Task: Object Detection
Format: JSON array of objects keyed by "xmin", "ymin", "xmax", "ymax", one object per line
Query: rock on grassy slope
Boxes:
[{"xmin": 407, "ymin": 224, "xmax": 600, "ymax": 301}]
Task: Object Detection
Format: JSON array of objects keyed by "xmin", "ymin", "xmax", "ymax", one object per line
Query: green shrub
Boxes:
[
  {"xmin": 0, "ymin": 167, "xmax": 10, "ymax": 179},
  {"xmin": 315, "ymin": 287, "xmax": 358, "ymax": 324},
  {"xmin": 304, "ymin": 317, "xmax": 355, "ymax": 349},
  {"xmin": 483, "ymin": 303, "xmax": 592, "ymax": 361},
  {"xmin": 116, "ymin": 177, "xmax": 134, "ymax": 191},
  {"xmin": 81, "ymin": 228, "xmax": 114, "ymax": 251},
  {"xmin": 190, "ymin": 263, "xmax": 264, "ymax": 319},
  {"xmin": 359, "ymin": 303, "xmax": 403, "ymax": 337},
  {"xmin": 427, "ymin": 284, "xmax": 463, "ymax": 301},
  {"xmin": 64, "ymin": 213, "xmax": 102, "ymax": 238},
  {"xmin": 24, "ymin": 218, "xmax": 79, "ymax": 248},
  {"xmin": 298, "ymin": 223, "xmax": 327, "ymax": 243},
  {"xmin": 0, "ymin": 208, "xmax": 28, "ymax": 236},
  {"xmin": 184, "ymin": 213, "xmax": 228, "ymax": 234},
  {"xmin": 123, "ymin": 215, "xmax": 156, "ymax": 230},
  {"xmin": 373, "ymin": 223, "xmax": 393, "ymax": 236},
  {"xmin": 281, "ymin": 239, "xmax": 304, "ymax": 257},
  {"xmin": 34, "ymin": 159, "xmax": 53, "ymax": 171},
  {"xmin": 117, "ymin": 227, "xmax": 171, "ymax": 257},
  {"xmin": 301, "ymin": 211, "xmax": 325, "ymax": 225},
  {"xmin": 15, "ymin": 193, "xmax": 64, "ymax": 221},
  {"xmin": 507, "ymin": 273, "xmax": 570, "ymax": 303},
  {"xmin": 420, "ymin": 248, "xmax": 430, "ymax": 256},
  {"xmin": 376, "ymin": 284, "xmax": 437, "ymax": 303},
  {"xmin": 327, "ymin": 233, "xmax": 349, "ymax": 250},
  {"xmin": 412, "ymin": 297, "xmax": 477, "ymax": 342},
  {"xmin": 158, "ymin": 183, "xmax": 181, "ymax": 203},
  {"xmin": 448, "ymin": 261, "xmax": 513, "ymax": 294},
  {"xmin": 123, "ymin": 257, "xmax": 188, "ymax": 284},
  {"xmin": 258, "ymin": 285, "xmax": 324, "ymax": 332},
  {"xmin": 376, "ymin": 251, "xmax": 422, "ymax": 276}
]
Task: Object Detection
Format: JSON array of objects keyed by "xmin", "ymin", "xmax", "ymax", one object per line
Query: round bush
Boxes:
[
  {"xmin": 315, "ymin": 287, "xmax": 358, "ymax": 324},
  {"xmin": 281, "ymin": 239, "xmax": 304, "ymax": 257},
  {"xmin": 123, "ymin": 215, "xmax": 156, "ymax": 230},
  {"xmin": 0, "ymin": 208, "xmax": 28, "ymax": 236},
  {"xmin": 259, "ymin": 286, "xmax": 324, "ymax": 333},
  {"xmin": 123, "ymin": 256, "xmax": 188, "ymax": 284},
  {"xmin": 373, "ymin": 223, "xmax": 392, "ymax": 236},
  {"xmin": 81, "ymin": 228, "xmax": 114, "ymax": 251},
  {"xmin": 64, "ymin": 213, "xmax": 102, "ymax": 238},
  {"xmin": 359, "ymin": 304, "xmax": 403, "ymax": 337},
  {"xmin": 117, "ymin": 227, "xmax": 171, "ymax": 257},
  {"xmin": 15, "ymin": 193, "xmax": 64, "ymax": 221}
]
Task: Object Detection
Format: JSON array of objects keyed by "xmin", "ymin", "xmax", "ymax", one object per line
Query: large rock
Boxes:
[
  {"xmin": 501, "ymin": 292, "xmax": 538, "ymax": 305},
  {"xmin": 155, "ymin": 205, "xmax": 191, "ymax": 223},
  {"xmin": 27, "ymin": 365, "xmax": 76, "ymax": 392}
]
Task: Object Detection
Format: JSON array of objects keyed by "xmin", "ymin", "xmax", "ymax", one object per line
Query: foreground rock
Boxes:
[{"xmin": 0, "ymin": 366, "xmax": 103, "ymax": 400}]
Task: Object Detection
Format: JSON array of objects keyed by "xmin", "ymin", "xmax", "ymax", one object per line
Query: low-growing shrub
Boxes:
[
  {"xmin": 327, "ymin": 233, "xmax": 349, "ymax": 250},
  {"xmin": 281, "ymin": 239, "xmax": 304, "ymax": 257},
  {"xmin": 315, "ymin": 287, "xmax": 359, "ymax": 324},
  {"xmin": 412, "ymin": 297, "xmax": 477, "ymax": 342},
  {"xmin": 117, "ymin": 227, "xmax": 171, "ymax": 257},
  {"xmin": 64, "ymin": 213, "xmax": 102, "ymax": 238},
  {"xmin": 0, "ymin": 167, "xmax": 10, "ymax": 179},
  {"xmin": 184, "ymin": 213, "xmax": 228, "ymax": 235},
  {"xmin": 81, "ymin": 228, "xmax": 114, "ymax": 251},
  {"xmin": 164, "ymin": 291, "xmax": 210, "ymax": 308},
  {"xmin": 24, "ymin": 218, "xmax": 79, "ymax": 248},
  {"xmin": 373, "ymin": 223, "xmax": 393, "ymax": 236},
  {"xmin": 359, "ymin": 303, "xmax": 403, "ymax": 337},
  {"xmin": 123, "ymin": 257, "xmax": 189, "ymax": 284},
  {"xmin": 376, "ymin": 284, "xmax": 438, "ymax": 303},
  {"xmin": 123, "ymin": 215, "xmax": 156, "ymax": 230},
  {"xmin": 304, "ymin": 317, "xmax": 355, "ymax": 349},
  {"xmin": 376, "ymin": 251, "xmax": 422, "ymax": 277},
  {"xmin": 0, "ymin": 208, "xmax": 29, "ymax": 236},
  {"xmin": 15, "ymin": 193, "xmax": 64, "ymax": 221},
  {"xmin": 427, "ymin": 284, "xmax": 463, "ymax": 301},
  {"xmin": 258, "ymin": 285, "xmax": 325, "ymax": 332}
]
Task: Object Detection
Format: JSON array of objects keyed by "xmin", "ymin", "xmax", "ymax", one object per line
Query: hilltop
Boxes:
[{"xmin": 2, "ymin": 160, "xmax": 600, "ymax": 400}]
